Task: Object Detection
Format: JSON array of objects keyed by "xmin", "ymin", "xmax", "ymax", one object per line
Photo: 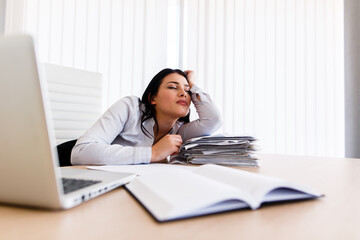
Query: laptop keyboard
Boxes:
[{"xmin": 62, "ymin": 178, "xmax": 101, "ymax": 194}]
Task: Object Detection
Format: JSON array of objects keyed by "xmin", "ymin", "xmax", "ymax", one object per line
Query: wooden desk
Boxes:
[{"xmin": 1, "ymin": 154, "xmax": 359, "ymax": 240}]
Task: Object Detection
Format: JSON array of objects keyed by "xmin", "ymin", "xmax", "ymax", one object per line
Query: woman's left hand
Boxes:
[
  {"xmin": 184, "ymin": 70, "xmax": 201, "ymax": 101},
  {"xmin": 184, "ymin": 70, "xmax": 196, "ymax": 89}
]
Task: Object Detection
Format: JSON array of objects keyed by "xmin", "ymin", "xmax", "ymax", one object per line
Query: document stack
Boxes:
[{"xmin": 170, "ymin": 135, "xmax": 258, "ymax": 167}]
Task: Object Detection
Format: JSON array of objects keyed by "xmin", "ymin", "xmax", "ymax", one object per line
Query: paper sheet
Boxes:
[{"xmin": 87, "ymin": 163, "xmax": 197, "ymax": 176}]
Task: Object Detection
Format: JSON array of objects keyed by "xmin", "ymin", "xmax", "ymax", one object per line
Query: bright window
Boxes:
[{"xmin": 5, "ymin": 0, "xmax": 344, "ymax": 157}]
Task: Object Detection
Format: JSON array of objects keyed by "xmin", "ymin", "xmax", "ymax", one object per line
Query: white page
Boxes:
[
  {"xmin": 125, "ymin": 164, "xmax": 322, "ymax": 221},
  {"xmin": 126, "ymin": 168, "xmax": 253, "ymax": 221},
  {"xmin": 87, "ymin": 164, "xmax": 196, "ymax": 176},
  {"xmin": 194, "ymin": 164, "xmax": 322, "ymax": 208}
]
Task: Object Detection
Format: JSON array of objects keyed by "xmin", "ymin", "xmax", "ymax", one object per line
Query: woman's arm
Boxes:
[
  {"xmin": 71, "ymin": 96, "xmax": 152, "ymax": 165},
  {"xmin": 177, "ymin": 72, "xmax": 222, "ymax": 141}
]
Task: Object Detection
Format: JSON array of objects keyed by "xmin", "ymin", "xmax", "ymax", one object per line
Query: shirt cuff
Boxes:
[
  {"xmin": 133, "ymin": 147, "xmax": 152, "ymax": 164},
  {"xmin": 190, "ymin": 84, "xmax": 202, "ymax": 94}
]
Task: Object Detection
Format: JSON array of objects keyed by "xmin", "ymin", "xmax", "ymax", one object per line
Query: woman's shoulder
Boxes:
[
  {"xmin": 105, "ymin": 96, "xmax": 142, "ymax": 116},
  {"xmin": 111, "ymin": 95, "xmax": 141, "ymax": 108},
  {"xmin": 119, "ymin": 95, "xmax": 140, "ymax": 103}
]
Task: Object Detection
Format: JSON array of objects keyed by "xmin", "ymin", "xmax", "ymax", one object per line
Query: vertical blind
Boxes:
[
  {"xmin": 5, "ymin": 0, "xmax": 171, "ymax": 108},
  {"xmin": 182, "ymin": 0, "xmax": 344, "ymax": 157},
  {"xmin": 4, "ymin": 0, "xmax": 344, "ymax": 157}
]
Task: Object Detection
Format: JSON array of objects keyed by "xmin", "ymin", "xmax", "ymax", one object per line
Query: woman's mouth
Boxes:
[{"xmin": 176, "ymin": 100, "xmax": 188, "ymax": 106}]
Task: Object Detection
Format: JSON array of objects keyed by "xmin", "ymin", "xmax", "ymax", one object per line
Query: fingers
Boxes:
[
  {"xmin": 164, "ymin": 134, "xmax": 183, "ymax": 148},
  {"xmin": 184, "ymin": 70, "xmax": 195, "ymax": 80},
  {"xmin": 164, "ymin": 135, "xmax": 182, "ymax": 153},
  {"xmin": 184, "ymin": 70, "xmax": 196, "ymax": 88},
  {"xmin": 150, "ymin": 134, "xmax": 183, "ymax": 163}
]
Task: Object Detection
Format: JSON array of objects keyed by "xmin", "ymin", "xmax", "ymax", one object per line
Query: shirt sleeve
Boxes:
[
  {"xmin": 71, "ymin": 97, "xmax": 151, "ymax": 165},
  {"xmin": 177, "ymin": 84, "xmax": 222, "ymax": 141}
]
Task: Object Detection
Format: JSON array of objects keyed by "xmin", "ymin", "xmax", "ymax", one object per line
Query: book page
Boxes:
[
  {"xmin": 87, "ymin": 164, "xmax": 196, "ymax": 176},
  {"xmin": 194, "ymin": 164, "xmax": 322, "ymax": 209},
  {"xmin": 126, "ymin": 168, "xmax": 251, "ymax": 221}
]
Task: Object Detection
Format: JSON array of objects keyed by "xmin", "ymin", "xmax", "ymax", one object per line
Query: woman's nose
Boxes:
[{"xmin": 179, "ymin": 89, "xmax": 186, "ymax": 97}]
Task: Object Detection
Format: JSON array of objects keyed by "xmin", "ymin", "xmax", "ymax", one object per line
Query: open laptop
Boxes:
[{"xmin": 0, "ymin": 35, "xmax": 135, "ymax": 209}]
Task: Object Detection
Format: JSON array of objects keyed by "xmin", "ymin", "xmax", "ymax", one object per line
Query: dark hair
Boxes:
[{"xmin": 140, "ymin": 68, "xmax": 190, "ymax": 138}]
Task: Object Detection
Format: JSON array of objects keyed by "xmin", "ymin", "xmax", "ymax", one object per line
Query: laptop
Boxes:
[{"xmin": 0, "ymin": 35, "xmax": 135, "ymax": 209}]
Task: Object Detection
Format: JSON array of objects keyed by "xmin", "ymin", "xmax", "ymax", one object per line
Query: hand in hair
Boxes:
[
  {"xmin": 151, "ymin": 134, "xmax": 183, "ymax": 162},
  {"xmin": 184, "ymin": 70, "xmax": 201, "ymax": 101},
  {"xmin": 184, "ymin": 70, "xmax": 196, "ymax": 88}
]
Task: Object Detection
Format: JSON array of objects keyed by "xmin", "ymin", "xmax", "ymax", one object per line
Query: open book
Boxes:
[{"xmin": 125, "ymin": 164, "xmax": 323, "ymax": 222}]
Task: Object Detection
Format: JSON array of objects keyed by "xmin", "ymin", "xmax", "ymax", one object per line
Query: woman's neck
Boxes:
[
  {"xmin": 153, "ymin": 116, "xmax": 177, "ymax": 143},
  {"xmin": 154, "ymin": 118, "xmax": 176, "ymax": 135}
]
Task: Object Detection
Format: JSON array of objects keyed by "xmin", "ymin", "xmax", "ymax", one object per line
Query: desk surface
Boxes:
[{"xmin": 1, "ymin": 154, "xmax": 360, "ymax": 240}]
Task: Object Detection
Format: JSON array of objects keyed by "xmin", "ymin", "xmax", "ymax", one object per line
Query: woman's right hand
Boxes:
[{"xmin": 151, "ymin": 134, "xmax": 183, "ymax": 163}]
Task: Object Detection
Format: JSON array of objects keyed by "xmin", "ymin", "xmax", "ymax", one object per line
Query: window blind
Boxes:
[
  {"xmin": 4, "ymin": 0, "xmax": 345, "ymax": 157},
  {"xmin": 182, "ymin": 0, "xmax": 344, "ymax": 157}
]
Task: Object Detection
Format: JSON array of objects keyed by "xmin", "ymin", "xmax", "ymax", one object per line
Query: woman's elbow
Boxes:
[
  {"xmin": 70, "ymin": 144, "xmax": 89, "ymax": 165},
  {"xmin": 70, "ymin": 147, "xmax": 81, "ymax": 165},
  {"xmin": 210, "ymin": 114, "xmax": 223, "ymax": 133},
  {"xmin": 200, "ymin": 114, "xmax": 223, "ymax": 135}
]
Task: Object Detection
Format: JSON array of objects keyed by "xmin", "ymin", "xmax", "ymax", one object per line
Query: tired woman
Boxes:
[{"xmin": 71, "ymin": 69, "xmax": 222, "ymax": 165}]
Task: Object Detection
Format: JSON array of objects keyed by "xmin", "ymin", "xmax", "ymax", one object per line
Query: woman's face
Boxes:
[{"xmin": 151, "ymin": 73, "xmax": 191, "ymax": 120}]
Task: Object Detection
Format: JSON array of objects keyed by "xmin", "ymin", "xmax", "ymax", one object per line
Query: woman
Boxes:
[{"xmin": 71, "ymin": 68, "xmax": 222, "ymax": 165}]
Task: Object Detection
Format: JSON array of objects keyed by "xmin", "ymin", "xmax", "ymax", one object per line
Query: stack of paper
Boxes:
[{"xmin": 170, "ymin": 135, "xmax": 258, "ymax": 167}]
